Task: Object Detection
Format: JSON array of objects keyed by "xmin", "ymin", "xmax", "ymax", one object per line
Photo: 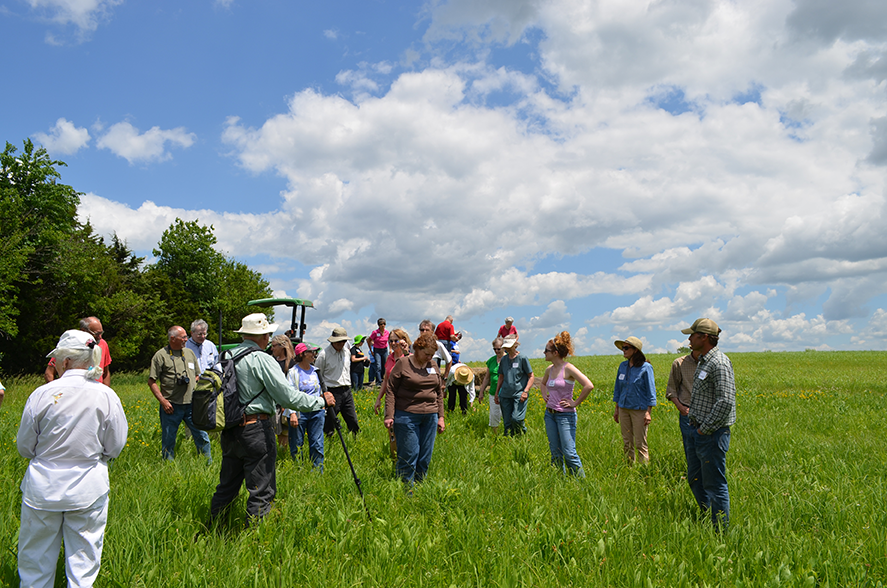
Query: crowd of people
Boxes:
[{"xmin": 11, "ymin": 312, "xmax": 736, "ymax": 585}]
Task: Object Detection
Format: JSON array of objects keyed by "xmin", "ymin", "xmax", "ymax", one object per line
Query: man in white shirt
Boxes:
[
  {"xmin": 17, "ymin": 330, "xmax": 128, "ymax": 588},
  {"xmin": 316, "ymin": 327, "xmax": 360, "ymax": 436},
  {"xmin": 185, "ymin": 318, "xmax": 219, "ymax": 372}
]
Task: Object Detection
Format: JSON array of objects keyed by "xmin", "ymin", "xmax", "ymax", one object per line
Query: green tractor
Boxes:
[{"xmin": 219, "ymin": 297, "xmax": 314, "ymax": 353}]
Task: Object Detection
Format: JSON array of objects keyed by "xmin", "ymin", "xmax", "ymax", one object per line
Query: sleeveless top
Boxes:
[{"xmin": 546, "ymin": 364, "xmax": 576, "ymax": 413}]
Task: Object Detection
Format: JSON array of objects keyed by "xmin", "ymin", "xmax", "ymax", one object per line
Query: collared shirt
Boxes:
[
  {"xmin": 666, "ymin": 353, "xmax": 699, "ymax": 407},
  {"xmin": 230, "ymin": 340, "xmax": 326, "ymax": 416},
  {"xmin": 612, "ymin": 361, "xmax": 657, "ymax": 410},
  {"xmin": 314, "ymin": 343, "xmax": 352, "ymax": 388},
  {"xmin": 17, "ymin": 369, "xmax": 128, "ymax": 511},
  {"xmin": 186, "ymin": 337, "xmax": 219, "ymax": 372},
  {"xmin": 149, "ymin": 346, "xmax": 199, "ymax": 404},
  {"xmin": 688, "ymin": 347, "xmax": 736, "ymax": 434}
]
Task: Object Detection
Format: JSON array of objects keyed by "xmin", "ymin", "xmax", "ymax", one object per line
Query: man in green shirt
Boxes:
[{"xmin": 209, "ymin": 313, "xmax": 335, "ymax": 525}]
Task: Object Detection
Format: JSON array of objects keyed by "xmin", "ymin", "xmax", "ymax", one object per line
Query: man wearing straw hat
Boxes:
[
  {"xmin": 208, "ymin": 313, "xmax": 335, "ymax": 525},
  {"xmin": 17, "ymin": 330, "xmax": 128, "ymax": 588},
  {"xmin": 682, "ymin": 317, "xmax": 735, "ymax": 532}
]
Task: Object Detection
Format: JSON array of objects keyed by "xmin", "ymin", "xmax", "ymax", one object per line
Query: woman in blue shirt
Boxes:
[{"xmin": 613, "ymin": 336, "xmax": 656, "ymax": 464}]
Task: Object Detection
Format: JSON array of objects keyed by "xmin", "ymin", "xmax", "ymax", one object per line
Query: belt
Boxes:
[{"xmin": 241, "ymin": 413, "xmax": 270, "ymax": 426}]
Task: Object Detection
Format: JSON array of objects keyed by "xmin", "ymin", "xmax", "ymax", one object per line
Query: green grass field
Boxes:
[{"xmin": 1, "ymin": 351, "xmax": 885, "ymax": 587}]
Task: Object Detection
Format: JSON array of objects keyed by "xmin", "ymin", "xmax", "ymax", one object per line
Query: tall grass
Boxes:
[{"xmin": 1, "ymin": 351, "xmax": 885, "ymax": 587}]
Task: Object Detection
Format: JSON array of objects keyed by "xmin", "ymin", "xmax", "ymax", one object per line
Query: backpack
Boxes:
[{"xmin": 191, "ymin": 347, "xmax": 264, "ymax": 432}]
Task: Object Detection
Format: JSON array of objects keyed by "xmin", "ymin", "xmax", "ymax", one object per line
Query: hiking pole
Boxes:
[{"xmin": 329, "ymin": 408, "xmax": 372, "ymax": 522}]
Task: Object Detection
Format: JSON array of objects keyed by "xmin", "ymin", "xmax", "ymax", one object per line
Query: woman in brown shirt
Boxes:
[{"xmin": 384, "ymin": 332, "xmax": 445, "ymax": 485}]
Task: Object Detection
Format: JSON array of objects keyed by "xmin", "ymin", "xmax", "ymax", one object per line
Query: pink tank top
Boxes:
[{"xmin": 546, "ymin": 364, "xmax": 576, "ymax": 412}]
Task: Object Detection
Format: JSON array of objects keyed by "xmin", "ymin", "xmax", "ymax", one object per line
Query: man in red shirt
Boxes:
[
  {"xmin": 434, "ymin": 315, "xmax": 461, "ymax": 351},
  {"xmin": 498, "ymin": 317, "xmax": 518, "ymax": 340},
  {"xmin": 44, "ymin": 317, "xmax": 112, "ymax": 386}
]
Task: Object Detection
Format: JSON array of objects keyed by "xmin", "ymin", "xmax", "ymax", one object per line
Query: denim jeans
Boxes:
[
  {"xmin": 289, "ymin": 409, "xmax": 325, "ymax": 470},
  {"xmin": 686, "ymin": 425, "xmax": 731, "ymax": 531},
  {"xmin": 499, "ymin": 396, "xmax": 527, "ymax": 435},
  {"xmin": 350, "ymin": 367, "xmax": 364, "ymax": 391},
  {"xmin": 544, "ymin": 410, "xmax": 585, "ymax": 476},
  {"xmin": 392, "ymin": 410, "xmax": 438, "ymax": 485},
  {"xmin": 372, "ymin": 347, "xmax": 388, "ymax": 385},
  {"xmin": 159, "ymin": 403, "xmax": 211, "ymax": 462},
  {"xmin": 680, "ymin": 414, "xmax": 708, "ymax": 509}
]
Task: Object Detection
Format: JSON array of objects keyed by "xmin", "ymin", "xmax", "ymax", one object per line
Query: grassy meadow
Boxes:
[{"xmin": 1, "ymin": 350, "xmax": 885, "ymax": 587}]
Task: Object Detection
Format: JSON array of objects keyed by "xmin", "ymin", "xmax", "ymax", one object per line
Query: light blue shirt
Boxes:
[{"xmin": 186, "ymin": 338, "xmax": 219, "ymax": 372}]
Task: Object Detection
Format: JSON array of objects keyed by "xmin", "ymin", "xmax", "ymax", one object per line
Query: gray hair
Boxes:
[
  {"xmin": 492, "ymin": 336, "xmax": 504, "ymax": 347},
  {"xmin": 54, "ymin": 346, "xmax": 103, "ymax": 381},
  {"xmin": 167, "ymin": 326, "xmax": 185, "ymax": 339},
  {"xmin": 190, "ymin": 319, "xmax": 209, "ymax": 333},
  {"xmin": 79, "ymin": 316, "xmax": 99, "ymax": 331},
  {"xmin": 419, "ymin": 319, "xmax": 435, "ymax": 330}
]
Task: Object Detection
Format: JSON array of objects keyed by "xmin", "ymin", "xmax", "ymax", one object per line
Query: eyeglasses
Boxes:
[
  {"xmin": 544, "ymin": 347, "xmax": 555, "ymax": 353},
  {"xmin": 622, "ymin": 346, "xmax": 634, "ymax": 351},
  {"xmin": 492, "ymin": 347, "xmax": 502, "ymax": 352}
]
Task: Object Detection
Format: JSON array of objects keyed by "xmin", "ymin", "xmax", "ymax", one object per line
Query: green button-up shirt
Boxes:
[{"xmin": 230, "ymin": 340, "xmax": 326, "ymax": 416}]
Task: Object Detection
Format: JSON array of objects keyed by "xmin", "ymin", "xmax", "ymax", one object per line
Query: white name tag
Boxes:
[
  {"xmin": 618, "ymin": 373, "xmax": 625, "ymax": 381},
  {"xmin": 512, "ymin": 362, "xmax": 519, "ymax": 369},
  {"xmin": 188, "ymin": 362, "xmax": 195, "ymax": 370},
  {"xmin": 698, "ymin": 370, "xmax": 708, "ymax": 380},
  {"xmin": 426, "ymin": 367, "xmax": 436, "ymax": 375},
  {"xmin": 548, "ymin": 380, "xmax": 557, "ymax": 387}
]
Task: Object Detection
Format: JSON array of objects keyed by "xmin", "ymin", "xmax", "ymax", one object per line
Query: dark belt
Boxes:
[
  {"xmin": 241, "ymin": 413, "xmax": 270, "ymax": 426},
  {"xmin": 328, "ymin": 385, "xmax": 349, "ymax": 393}
]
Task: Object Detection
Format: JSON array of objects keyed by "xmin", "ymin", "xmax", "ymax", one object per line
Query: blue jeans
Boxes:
[
  {"xmin": 680, "ymin": 415, "xmax": 708, "ymax": 509},
  {"xmin": 160, "ymin": 403, "xmax": 211, "ymax": 462},
  {"xmin": 686, "ymin": 425, "xmax": 731, "ymax": 531},
  {"xmin": 393, "ymin": 410, "xmax": 437, "ymax": 485},
  {"xmin": 350, "ymin": 367, "xmax": 364, "ymax": 391},
  {"xmin": 499, "ymin": 396, "xmax": 527, "ymax": 436},
  {"xmin": 544, "ymin": 410, "xmax": 585, "ymax": 476},
  {"xmin": 289, "ymin": 410, "xmax": 325, "ymax": 470},
  {"xmin": 372, "ymin": 347, "xmax": 388, "ymax": 385}
]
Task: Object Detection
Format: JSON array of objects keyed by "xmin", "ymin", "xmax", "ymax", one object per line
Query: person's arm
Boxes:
[
  {"xmin": 494, "ymin": 358, "xmax": 504, "ymax": 404},
  {"xmin": 149, "ymin": 378, "xmax": 174, "ymax": 414},
  {"xmin": 16, "ymin": 398, "xmax": 38, "ymax": 459},
  {"xmin": 383, "ymin": 360, "xmax": 401, "ymax": 429},
  {"xmin": 539, "ymin": 366, "xmax": 551, "ymax": 403},
  {"xmin": 561, "ymin": 363, "xmax": 594, "ymax": 409},
  {"xmin": 262, "ymin": 355, "xmax": 332, "ymax": 412},
  {"xmin": 0, "ymin": 380, "xmax": 5, "ymax": 408},
  {"xmin": 520, "ymin": 357, "xmax": 534, "ymax": 402},
  {"xmin": 102, "ymin": 367, "xmax": 111, "ymax": 386},
  {"xmin": 666, "ymin": 359, "xmax": 689, "ymax": 416},
  {"xmin": 643, "ymin": 364, "xmax": 656, "ymax": 425},
  {"xmin": 102, "ymin": 393, "xmax": 129, "ymax": 460},
  {"xmin": 613, "ymin": 364, "xmax": 623, "ymax": 422},
  {"xmin": 698, "ymin": 358, "xmax": 736, "ymax": 434}
]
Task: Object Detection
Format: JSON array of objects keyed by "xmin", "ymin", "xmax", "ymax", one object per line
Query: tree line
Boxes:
[{"xmin": 0, "ymin": 139, "xmax": 273, "ymax": 374}]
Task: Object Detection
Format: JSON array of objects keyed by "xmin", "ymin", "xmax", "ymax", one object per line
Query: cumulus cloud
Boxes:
[
  {"xmin": 96, "ymin": 121, "xmax": 196, "ymax": 164},
  {"xmin": 33, "ymin": 118, "xmax": 90, "ymax": 154},
  {"xmin": 25, "ymin": 0, "xmax": 122, "ymax": 41}
]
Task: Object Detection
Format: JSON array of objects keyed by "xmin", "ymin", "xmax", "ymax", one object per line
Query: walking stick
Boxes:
[{"xmin": 328, "ymin": 408, "xmax": 372, "ymax": 522}]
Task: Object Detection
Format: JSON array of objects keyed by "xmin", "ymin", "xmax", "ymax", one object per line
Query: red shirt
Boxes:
[
  {"xmin": 434, "ymin": 320, "xmax": 455, "ymax": 341},
  {"xmin": 498, "ymin": 325, "xmax": 518, "ymax": 339}
]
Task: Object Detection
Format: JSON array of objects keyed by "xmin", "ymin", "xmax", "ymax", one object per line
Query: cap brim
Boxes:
[
  {"xmin": 614, "ymin": 340, "xmax": 626, "ymax": 350},
  {"xmin": 680, "ymin": 327, "xmax": 694, "ymax": 335}
]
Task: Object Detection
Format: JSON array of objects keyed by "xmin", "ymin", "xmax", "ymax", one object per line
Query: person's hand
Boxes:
[
  {"xmin": 494, "ymin": 394, "xmax": 500, "ymax": 405},
  {"xmin": 644, "ymin": 413, "xmax": 652, "ymax": 425},
  {"xmin": 613, "ymin": 409, "xmax": 619, "ymax": 423},
  {"xmin": 384, "ymin": 418, "xmax": 394, "ymax": 430},
  {"xmin": 323, "ymin": 391, "xmax": 336, "ymax": 407},
  {"xmin": 520, "ymin": 391, "xmax": 528, "ymax": 402},
  {"xmin": 559, "ymin": 398, "xmax": 577, "ymax": 409},
  {"xmin": 373, "ymin": 398, "xmax": 381, "ymax": 414},
  {"xmin": 289, "ymin": 414, "xmax": 299, "ymax": 427},
  {"xmin": 437, "ymin": 417, "xmax": 446, "ymax": 433},
  {"xmin": 678, "ymin": 403, "xmax": 689, "ymax": 416},
  {"xmin": 160, "ymin": 398, "xmax": 174, "ymax": 414}
]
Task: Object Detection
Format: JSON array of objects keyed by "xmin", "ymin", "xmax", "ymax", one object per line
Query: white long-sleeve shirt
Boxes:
[{"xmin": 17, "ymin": 369, "xmax": 128, "ymax": 511}]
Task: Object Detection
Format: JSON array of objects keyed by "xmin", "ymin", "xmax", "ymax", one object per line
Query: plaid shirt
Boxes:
[{"xmin": 688, "ymin": 347, "xmax": 736, "ymax": 434}]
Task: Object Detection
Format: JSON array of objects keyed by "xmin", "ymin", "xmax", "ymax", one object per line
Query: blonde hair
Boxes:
[{"xmin": 270, "ymin": 334, "xmax": 295, "ymax": 363}]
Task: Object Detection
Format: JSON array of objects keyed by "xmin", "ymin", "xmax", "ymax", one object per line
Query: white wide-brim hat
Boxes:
[{"xmin": 235, "ymin": 313, "xmax": 279, "ymax": 335}]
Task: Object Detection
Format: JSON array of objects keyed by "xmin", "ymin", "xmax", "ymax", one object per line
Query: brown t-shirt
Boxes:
[{"xmin": 385, "ymin": 356, "xmax": 444, "ymax": 420}]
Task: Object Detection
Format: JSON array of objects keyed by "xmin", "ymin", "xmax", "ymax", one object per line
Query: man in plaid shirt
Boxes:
[{"xmin": 683, "ymin": 318, "xmax": 735, "ymax": 531}]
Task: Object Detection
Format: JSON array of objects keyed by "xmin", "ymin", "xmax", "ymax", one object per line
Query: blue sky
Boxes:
[{"xmin": 3, "ymin": 0, "xmax": 887, "ymax": 361}]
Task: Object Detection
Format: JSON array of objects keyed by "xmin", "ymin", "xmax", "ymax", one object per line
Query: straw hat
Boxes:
[{"xmin": 613, "ymin": 336, "xmax": 643, "ymax": 351}]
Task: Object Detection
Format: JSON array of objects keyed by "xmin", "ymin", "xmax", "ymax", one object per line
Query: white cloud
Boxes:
[
  {"xmin": 33, "ymin": 118, "xmax": 90, "ymax": 154},
  {"xmin": 323, "ymin": 28, "xmax": 338, "ymax": 40},
  {"xmin": 26, "ymin": 0, "xmax": 122, "ymax": 40},
  {"xmin": 96, "ymin": 121, "xmax": 196, "ymax": 164}
]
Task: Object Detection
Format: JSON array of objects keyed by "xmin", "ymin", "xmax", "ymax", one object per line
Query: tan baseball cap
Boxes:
[{"xmin": 681, "ymin": 318, "xmax": 721, "ymax": 336}]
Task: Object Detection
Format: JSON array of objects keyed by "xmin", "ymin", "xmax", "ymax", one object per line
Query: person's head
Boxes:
[
  {"xmin": 453, "ymin": 364, "xmax": 474, "ymax": 386},
  {"xmin": 236, "ymin": 313, "xmax": 279, "ymax": 349},
  {"xmin": 377, "ymin": 318, "xmax": 387, "ymax": 331},
  {"xmin": 413, "ymin": 332, "xmax": 437, "ymax": 363},
  {"xmin": 48, "ymin": 330, "xmax": 103, "ymax": 380},
  {"xmin": 79, "ymin": 316, "xmax": 104, "ymax": 341},
  {"xmin": 502, "ymin": 335, "xmax": 520, "ymax": 357},
  {"xmin": 682, "ymin": 318, "xmax": 721, "ymax": 354},
  {"xmin": 446, "ymin": 315, "xmax": 454, "ymax": 323},
  {"xmin": 504, "ymin": 317, "xmax": 513, "ymax": 327},
  {"xmin": 168, "ymin": 326, "xmax": 188, "ymax": 350},
  {"xmin": 328, "ymin": 327, "xmax": 349, "ymax": 352},
  {"xmin": 294, "ymin": 342, "xmax": 320, "ymax": 363},
  {"xmin": 418, "ymin": 320, "xmax": 435, "ymax": 336},
  {"xmin": 190, "ymin": 319, "xmax": 209, "ymax": 344},
  {"xmin": 615, "ymin": 336, "xmax": 646, "ymax": 367},
  {"xmin": 353, "ymin": 335, "xmax": 366, "ymax": 348},
  {"xmin": 389, "ymin": 328, "xmax": 412, "ymax": 356},
  {"xmin": 270, "ymin": 334, "xmax": 294, "ymax": 362},
  {"xmin": 545, "ymin": 331, "xmax": 574, "ymax": 360},
  {"xmin": 492, "ymin": 336, "xmax": 505, "ymax": 357}
]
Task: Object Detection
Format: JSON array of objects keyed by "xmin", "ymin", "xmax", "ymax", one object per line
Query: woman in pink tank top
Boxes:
[{"xmin": 540, "ymin": 331, "xmax": 595, "ymax": 476}]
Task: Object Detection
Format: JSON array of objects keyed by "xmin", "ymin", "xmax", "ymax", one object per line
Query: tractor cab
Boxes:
[{"xmin": 219, "ymin": 297, "xmax": 315, "ymax": 353}]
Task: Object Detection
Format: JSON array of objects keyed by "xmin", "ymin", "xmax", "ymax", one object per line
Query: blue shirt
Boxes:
[
  {"xmin": 186, "ymin": 338, "xmax": 219, "ymax": 372},
  {"xmin": 612, "ymin": 361, "xmax": 657, "ymax": 410}
]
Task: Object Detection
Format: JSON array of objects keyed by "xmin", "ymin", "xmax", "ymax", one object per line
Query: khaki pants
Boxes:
[{"xmin": 619, "ymin": 407, "xmax": 650, "ymax": 464}]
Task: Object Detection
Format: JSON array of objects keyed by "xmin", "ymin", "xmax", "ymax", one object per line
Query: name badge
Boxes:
[
  {"xmin": 512, "ymin": 362, "xmax": 519, "ymax": 369},
  {"xmin": 698, "ymin": 370, "xmax": 708, "ymax": 380},
  {"xmin": 426, "ymin": 367, "xmax": 436, "ymax": 375},
  {"xmin": 548, "ymin": 380, "xmax": 557, "ymax": 387},
  {"xmin": 618, "ymin": 373, "xmax": 625, "ymax": 381},
  {"xmin": 188, "ymin": 362, "xmax": 195, "ymax": 370}
]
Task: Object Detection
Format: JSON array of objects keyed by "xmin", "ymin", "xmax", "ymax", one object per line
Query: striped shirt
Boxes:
[{"xmin": 688, "ymin": 347, "xmax": 736, "ymax": 434}]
